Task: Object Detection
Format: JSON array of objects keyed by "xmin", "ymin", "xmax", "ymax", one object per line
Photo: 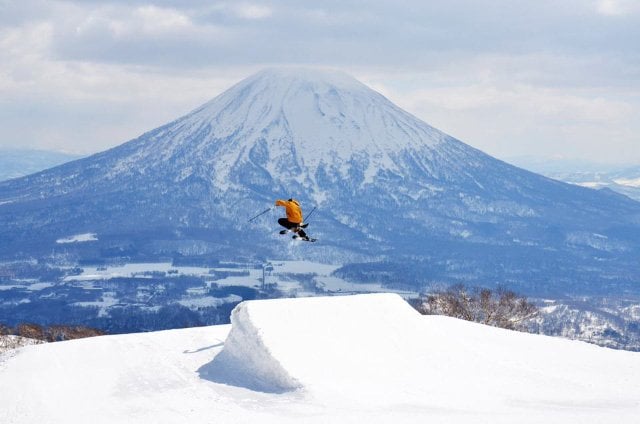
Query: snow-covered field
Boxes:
[
  {"xmin": 61, "ymin": 260, "xmax": 397, "ymax": 295},
  {"xmin": 63, "ymin": 262, "xmax": 212, "ymax": 281},
  {"xmin": 1, "ymin": 293, "xmax": 639, "ymax": 423}
]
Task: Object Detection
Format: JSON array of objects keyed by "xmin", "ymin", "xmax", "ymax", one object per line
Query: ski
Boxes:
[
  {"xmin": 293, "ymin": 235, "xmax": 317, "ymax": 242},
  {"xmin": 279, "ymin": 230, "xmax": 316, "ymax": 242}
]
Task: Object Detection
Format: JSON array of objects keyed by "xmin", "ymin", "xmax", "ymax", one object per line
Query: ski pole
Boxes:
[
  {"xmin": 248, "ymin": 206, "xmax": 273, "ymax": 223},
  {"xmin": 304, "ymin": 206, "xmax": 318, "ymax": 223}
]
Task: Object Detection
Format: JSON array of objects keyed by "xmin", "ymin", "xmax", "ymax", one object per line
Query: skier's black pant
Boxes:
[{"xmin": 278, "ymin": 218, "xmax": 308, "ymax": 238}]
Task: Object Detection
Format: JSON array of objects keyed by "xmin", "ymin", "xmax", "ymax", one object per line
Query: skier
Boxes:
[{"xmin": 275, "ymin": 198, "xmax": 311, "ymax": 241}]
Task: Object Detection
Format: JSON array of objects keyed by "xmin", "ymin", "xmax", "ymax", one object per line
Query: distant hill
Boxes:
[
  {"xmin": 0, "ymin": 149, "xmax": 83, "ymax": 182},
  {"xmin": 507, "ymin": 156, "xmax": 640, "ymax": 202}
]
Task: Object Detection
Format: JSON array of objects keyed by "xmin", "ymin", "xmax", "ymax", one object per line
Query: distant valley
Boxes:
[
  {"xmin": 508, "ymin": 156, "xmax": 640, "ymax": 201},
  {"xmin": 0, "ymin": 149, "xmax": 83, "ymax": 182}
]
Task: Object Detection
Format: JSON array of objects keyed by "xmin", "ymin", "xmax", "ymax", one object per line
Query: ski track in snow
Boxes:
[{"xmin": 1, "ymin": 294, "xmax": 640, "ymax": 423}]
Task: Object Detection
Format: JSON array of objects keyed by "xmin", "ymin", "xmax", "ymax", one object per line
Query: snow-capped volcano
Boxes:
[
  {"xmin": 0, "ymin": 68, "xmax": 639, "ymax": 295},
  {"xmin": 180, "ymin": 68, "xmax": 446, "ymax": 184},
  {"xmin": 102, "ymin": 67, "xmax": 461, "ymax": 198}
]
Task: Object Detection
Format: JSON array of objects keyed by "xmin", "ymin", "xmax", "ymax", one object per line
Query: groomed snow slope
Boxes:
[{"xmin": 1, "ymin": 294, "xmax": 640, "ymax": 424}]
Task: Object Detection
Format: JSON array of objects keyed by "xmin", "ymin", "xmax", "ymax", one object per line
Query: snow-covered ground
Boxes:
[
  {"xmin": 1, "ymin": 294, "xmax": 639, "ymax": 423},
  {"xmin": 0, "ymin": 335, "xmax": 44, "ymax": 354}
]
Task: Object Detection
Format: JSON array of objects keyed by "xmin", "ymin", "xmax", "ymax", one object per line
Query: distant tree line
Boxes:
[
  {"xmin": 0, "ymin": 322, "xmax": 105, "ymax": 342},
  {"xmin": 411, "ymin": 284, "xmax": 538, "ymax": 331}
]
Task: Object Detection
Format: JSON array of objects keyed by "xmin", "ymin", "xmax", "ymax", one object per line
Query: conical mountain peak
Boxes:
[
  {"xmin": 241, "ymin": 67, "xmax": 370, "ymax": 92},
  {"xmin": 146, "ymin": 67, "xmax": 450, "ymax": 186}
]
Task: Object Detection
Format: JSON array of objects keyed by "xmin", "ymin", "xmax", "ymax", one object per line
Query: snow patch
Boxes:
[
  {"xmin": 451, "ymin": 228, "xmax": 472, "ymax": 238},
  {"xmin": 178, "ymin": 295, "xmax": 242, "ymax": 310},
  {"xmin": 56, "ymin": 233, "xmax": 98, "ymax": 244},
  {"xmin": 575, "ymin": 181, "xmax": 608, "ymax": 189},
  {"xmin": 614, "ymin": 177, "xmax": 640, "ymax": 188},
  {"xmin": 566, "ymin": 231, "xmax": 627, "ymax": 252}
]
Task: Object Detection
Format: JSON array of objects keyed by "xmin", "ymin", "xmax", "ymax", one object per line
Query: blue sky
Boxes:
[{"xmin": 1, "ymin": 0, "xmax": 638, "ymax": 164}]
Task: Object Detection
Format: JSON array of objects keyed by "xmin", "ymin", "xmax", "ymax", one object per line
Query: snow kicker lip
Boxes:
[
  {"xmin": 198, "ymin": 293, "xmax": 421, "ymax": 393},
  {"xmin": 198, "ymin": 301, "xmax": 302, "ymax": 393}
]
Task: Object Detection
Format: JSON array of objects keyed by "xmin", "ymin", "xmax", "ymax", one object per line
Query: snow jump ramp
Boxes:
[
  {"xmin": 199, "ymin": 292, "xmax": 640, "ymax": 417},
  {"xmin": 199, "ymin": 293, "xmax": 422, "ymax": 393}
]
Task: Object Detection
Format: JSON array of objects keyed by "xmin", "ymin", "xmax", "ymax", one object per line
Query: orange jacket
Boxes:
[{"xmin": 275, "ymin": 199, "xmax": 303, "ymax": 224}]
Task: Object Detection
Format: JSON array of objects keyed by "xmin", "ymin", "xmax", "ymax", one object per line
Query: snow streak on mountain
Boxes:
[{"xmin": 0, "ymin": 68, "xmax": 639, "ymax": 296}]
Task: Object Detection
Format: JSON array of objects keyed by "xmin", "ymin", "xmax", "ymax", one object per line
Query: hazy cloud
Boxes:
[
  {"xmin": 233, "ymin": 3, "xmax": 273, "ymax": 20},
  {"xmin": 595, "ymin": 0, "xmax": 640, "ymax": 16}
]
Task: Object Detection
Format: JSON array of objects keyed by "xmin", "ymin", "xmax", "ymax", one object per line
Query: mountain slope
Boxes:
[
  {"xmin": 0, "ymin": 68, "xmax": 639, "ymax": 295},
  {"xmin": 2, "ymin": 294, "xmax": 640, "ymax": 423}
]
